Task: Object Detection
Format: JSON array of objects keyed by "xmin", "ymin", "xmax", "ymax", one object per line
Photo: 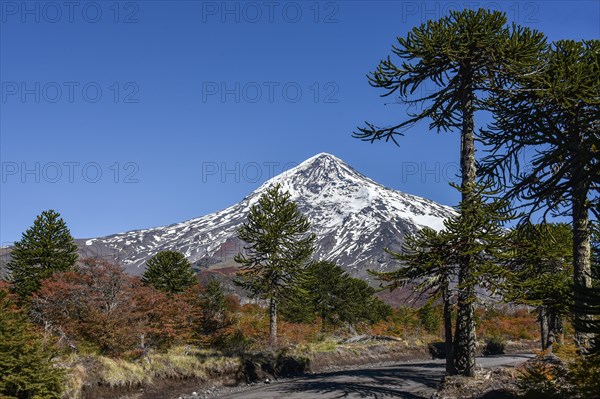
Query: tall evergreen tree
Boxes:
[
  {"xmin": 501, "ymin": 223, "xmax": 573, "ymax": 352},
  {"xmin": 142, "ymin": 250, "xmax": 197, "ymax": 294},
  {"xmin": 371, "ymin": 227, "xmax": 458, "ymax": 375},
  {"xmin": 0, "ymin": 290, "xmax": 64, "ymax": 399},
  {"xmin": 374, "ymin": 187, "xmax": 510, "ymax": 375},
  {"xmin": 234, "ymin": 184, "xmax": 316, "ymax": 344},
  {"xmin": 354, "ymin": 9, "xmax": 545, "ymax": 376},
  {"xmin": 444, "ymin": 186, "xmax": 512, "ymax": 375},
  {"xmin": 7, "ymin": 210, "xmax": 78, "ymax": 298},
  {"xmin": 482, "ymin": 40, "xmax": 600, "ymax": 348}
]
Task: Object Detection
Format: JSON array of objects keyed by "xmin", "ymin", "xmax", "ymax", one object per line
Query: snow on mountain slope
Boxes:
[{"xmin": 81, "ymin": 153, "xmax": 456, "ymax": 278}]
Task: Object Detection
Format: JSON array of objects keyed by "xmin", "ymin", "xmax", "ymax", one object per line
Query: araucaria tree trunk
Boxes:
[
  {"xmin": 539, "ymin": 306, "xmax": 549, "ymax": 350},
  {"xmin": 269, "ymin": 298, "xmax": 278, "ymax": 345},
  {"xmin": 571, "ymin": 120, "xmax": 593, "ymax": 350},
  {"xmin": 539, "ymin": 307, "xmax": 563, "ymax": 353},
  {"xmin": 454, "ymin": 262, "xmax": 476, "ymax": 376},
  {"xmin": 454, "ymin": 73, "xmax": 477, "ymax": 377},
  {"xmin": 443, "ymin": 289, "xmax": 456, "ymax": 375},
  {"xmin": 573, "ymin": 177, "xmax": 592, "ymax": 349}
]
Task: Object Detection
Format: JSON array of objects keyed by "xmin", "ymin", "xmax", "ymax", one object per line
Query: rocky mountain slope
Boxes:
[{"xmin": 81, "ymin": 153, "xmax": 455, "ymax": 279}]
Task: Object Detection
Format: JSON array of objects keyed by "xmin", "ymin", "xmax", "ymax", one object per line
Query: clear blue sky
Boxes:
[{"xmin": 1, "ymin": 0, "xmax": 598, "ymax": 244}]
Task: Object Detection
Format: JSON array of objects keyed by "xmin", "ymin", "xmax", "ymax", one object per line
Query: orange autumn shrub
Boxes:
[
  {"xmin": 31, "ymin": 258, "xmax": 199, "ymax": 356},
  {"xmin": 231, "ymin": 303, "xmax": 322, "ymax": 349},
  {"xmin": 236, "ymin": 303, "xmax": 270, "ymax": 347},
  {"xmin": 135, "ymin": 283, "xmax": 200, "ymax": 348},
  {"xmin": 369, "ymin": 306, "xmax": 421, "ymax": 339},
  {"xmin": 476, "ymin": 307, "xmax": 538, "ymax": 340},
  {"xmin": 279, "ymin": 318, "xmax": 323, "ymax": 345}
]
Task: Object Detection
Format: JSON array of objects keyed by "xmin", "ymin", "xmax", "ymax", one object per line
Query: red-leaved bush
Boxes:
[{"xmin": 31, "ymin": 258, "xmax": 199, "ymax": 356}]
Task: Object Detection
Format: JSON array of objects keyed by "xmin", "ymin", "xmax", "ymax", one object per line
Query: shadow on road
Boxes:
[
  {"xmin": 216, "ymin": 355, "xmax": 534, "ymax": 398},
  {"xmin": 275, "ymin": 361, "xmax": 444, "ymax": 398}
]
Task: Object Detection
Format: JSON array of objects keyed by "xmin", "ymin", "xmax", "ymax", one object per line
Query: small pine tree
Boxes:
[
  {"xmin": 234, "ymin": 184, "xmax": 316, "ymax": 345},
  {"xmin": 418, "ymin": 303, "xmax": 442, "ymax": 335},
  {"xmin": 375, "ymin": 185, "xmax": 512, "ymax": 376},
  {"xmin": 0, "ymin": 290, "xmax": 64, "ymax": 399},
  {"xmin": 142, "ymin": 251, "xmax": 197, "ymax": 294},
  {"xmin": 7, "ymin": 210, "xmax": 78, "ymax": 298},
  {"xmin": 198, "ymin": 279, "xmax": 232, "ymax": 337}
]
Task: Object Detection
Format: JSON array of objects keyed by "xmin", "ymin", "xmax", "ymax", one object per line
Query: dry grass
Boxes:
[
  {"xmin": 61, "ymin": 361, "xmax": 87, "ymax": 399},
  {"xmin": 63, "ymin": 346, "xmax": 241, "ymax": 398},
  {"xmin": 291, "ymin": 338, "xmax": 339, "ymax": 355}
]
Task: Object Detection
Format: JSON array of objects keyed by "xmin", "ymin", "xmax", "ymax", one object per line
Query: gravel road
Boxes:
[{"xmin": 210, "ymin": 354, "xmax": 534, "ymax": 399}]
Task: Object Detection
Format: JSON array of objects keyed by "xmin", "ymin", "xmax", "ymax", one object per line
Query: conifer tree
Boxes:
[
  {"xmin": 482, "ymin": 40, "xmax": 600, "ymax": 348},
  {"xmin": 234, "ymin": 184, "xmax": 316, "ymax": 344},
  {"xmin": 142, "ymin": 250, "xmax": 197, "ymax": 294},
  {"xmin": 282, "ymin": 261, "xmax": 391, "ymax": 326},
  {"xmin": 501, "ymin": 223, "xmax": 573, "ymax": 352},
  {"xmin": 198, "ymin": 279, "xmax": 232, "ymax": 336},
  {"xmin": 374, "ymin": 185, "xmax": 511, "ymax": 375},
  {"xmin": 372, "ymin": 227, "xmax": 458, "ymax": 375},
  {"xmin": 0, "ymin": 290, "xmax": 64, "ymax": 399},
  {"xmin": 418, "ymin": 303, "xmax": 442, "ymax": 335},
  {"xmin": 7, "ymin": 210, "xmax": 78, "ymax": 298},
  {"xmin": 444, "ymin": 186, "xmax": 512, "ymax": 375},
  {"xmin": 354, "ymin": 9, "xmax": 545, "ymax": 376}
]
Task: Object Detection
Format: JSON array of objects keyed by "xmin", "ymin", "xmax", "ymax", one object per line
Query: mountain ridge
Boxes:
[{"xmin": 79, "ymin": 153, "xmax": 456, "ymax": 279}]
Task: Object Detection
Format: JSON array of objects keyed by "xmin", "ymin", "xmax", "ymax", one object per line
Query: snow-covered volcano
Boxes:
[{"xmin": 81, "ymin": 153, "xmax": 455, "ymax": 278}]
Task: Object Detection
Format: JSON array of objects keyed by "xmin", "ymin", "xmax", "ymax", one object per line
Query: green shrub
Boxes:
[
  {"xmin": 214, "ymin": 329, "xmax": 253, "ymax": 356},
  {"xmin": 566, "ymin": 355, "xmax": 600, "ymax": 399},
  {"xmin": 518, "ymin": 355, "xmax": 571, "ymax": 399},
  {"xmin": 0, "ymin": 290, "xmax": 64, "ymax": 399},
  {"xmin": 418, "ymin": 303, "xmax": 441, "ymax": 335},
  {"xmin": 428, "ymin": 341, "xmax": 446, "ymax": 359},
  {"xmin": 482, "ymin": 336, "xmax": 506, "ymax": 356}
]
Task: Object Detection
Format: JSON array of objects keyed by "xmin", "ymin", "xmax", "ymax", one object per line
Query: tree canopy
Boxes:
[
  {"xmin": 282, "ymin": 261, "xmax": 391, "ymax": 327},
  {"xmin": 8, "ymin": 210, "xmax": 78, "ymax": 298},
  {"xmin": 482, "ymin": 39, "xmax": 600, "ymax": 348},
  {"xmin": 142, "ymin": 250, "xmax": 197, "ymax": 294}
]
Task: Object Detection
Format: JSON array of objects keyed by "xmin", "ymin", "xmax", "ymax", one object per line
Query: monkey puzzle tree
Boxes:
[
  {"xmin": 8, "ymin": 209, "xmax": 78, "ymax": 298},
  {"xmin": 501, "ymin": 223, "xmax": 573, "ymax": 352},
  {"xmin": 374, "ymin": 185, "xmax": 511, "ymax": 375},
  {"xmin": 482, "ymin": 40, "xmax": 600, "ymax": 348},
  {"xmin": 354, "ymin": 9, "xmax": 546, "ymax": 375},
  {"xmin": 234, "ymin": 184, "xmax": 316, "ymax": 345},
  {"xmin": 142, "ymin": 250, "xmax": 197, "ymax": 294},
  {"xmin": 371, "ymin": 227, "xmax": 458, "ymax": 375},
  {"xmin": 281, "ymin": 260, "xmax": 391, "ymax": 327}
]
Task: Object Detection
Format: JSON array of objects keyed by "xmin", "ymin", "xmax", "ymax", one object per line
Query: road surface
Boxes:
[{"xmin": 215, "ymin": 354, "xmax": 534, "ymax": 399}]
